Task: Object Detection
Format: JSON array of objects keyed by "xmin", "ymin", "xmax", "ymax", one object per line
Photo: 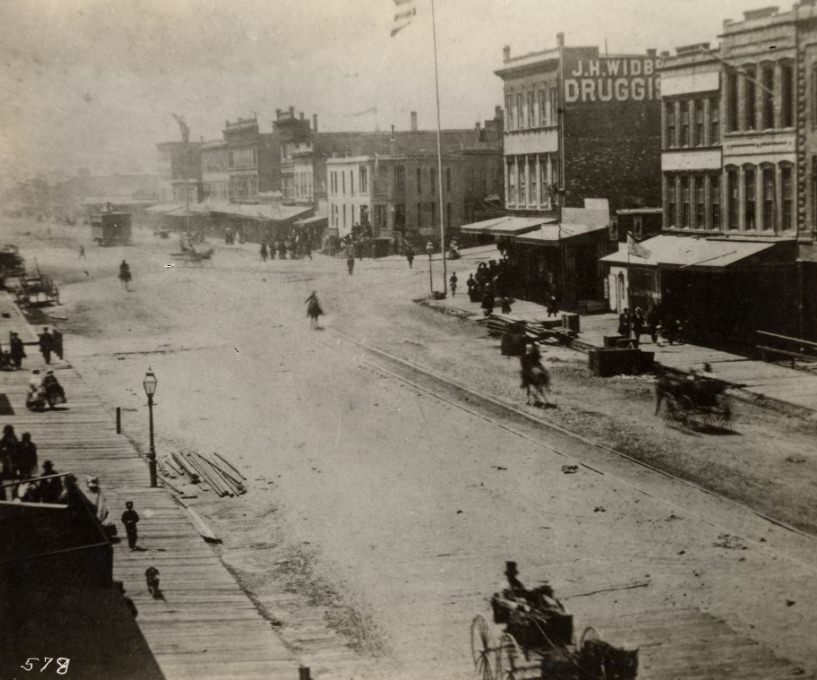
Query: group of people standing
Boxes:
[
  {"xmin": 259, "ymin": 235, "xmax": 312, "ymax": 262},
  {"xmin": 466, "ymin": 260, "xmax": 514, "ymax": 317},
  {"xmin": 0, "ymin": 425, "xmax": 38, "ymax": 499},
  {"xmin": 0, "ymin": 327, "xmax": 60, "ymax": 371},
  {"xmin": 617, "ymin": 306, "xmax": 686, "ymax": 346}
]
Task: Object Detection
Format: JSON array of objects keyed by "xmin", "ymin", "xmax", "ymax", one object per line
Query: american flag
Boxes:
[{"xmin": 391, "ymin": 0, "xmax": 416, "ymax": 37}]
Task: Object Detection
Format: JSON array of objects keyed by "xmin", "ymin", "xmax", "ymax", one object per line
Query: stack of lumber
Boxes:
[{"xmin": 159, "ymin": 450, "xmax": 246, "ymax": 497}]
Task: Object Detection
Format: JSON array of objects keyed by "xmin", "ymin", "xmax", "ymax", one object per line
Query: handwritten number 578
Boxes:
[{"xmin": 20, "ymin": 657, "xmax": 70, "ymax": 674}]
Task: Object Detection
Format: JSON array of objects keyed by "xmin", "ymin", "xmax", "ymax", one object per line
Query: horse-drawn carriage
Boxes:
[
  {"xmin": 654, "ymin": 370, "xmax": 732, "ymax": 430},
  {"xmin": 470, "ymin": 564, "xmax": 639, "ymax": 680},
  {"xmin": 172, "ymin": 233, "xmax": 214, "ymax": 265}
]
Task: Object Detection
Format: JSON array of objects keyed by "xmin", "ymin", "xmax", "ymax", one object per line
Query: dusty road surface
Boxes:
[{"xmin": 11, "ymin": 220, "xmax": 817, "ymax": 680}]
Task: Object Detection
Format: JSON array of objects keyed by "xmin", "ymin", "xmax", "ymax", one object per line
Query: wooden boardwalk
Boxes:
[{"xmin": 0, "ymin": 294, "xmax": 297, "ymax": 680}]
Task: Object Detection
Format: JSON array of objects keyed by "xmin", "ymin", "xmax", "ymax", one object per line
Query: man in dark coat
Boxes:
[
  {"xmin": 39, "ymin": 460, "xmax": 63, "ymax": 503},
  {"xmin": 9, "ymin": 332, "xmax": 26, "ymax": 369},
  {"xmin": 39, "ymin": 327, "xmax": 54, "ymax": 364}
]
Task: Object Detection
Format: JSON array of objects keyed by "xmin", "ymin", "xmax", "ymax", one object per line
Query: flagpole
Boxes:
[{"xmin": 430, "ymin": 0, "xmax": 446, "ymax": 294}]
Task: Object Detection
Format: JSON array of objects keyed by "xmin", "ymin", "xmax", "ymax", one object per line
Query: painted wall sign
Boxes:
[{"xmin": 564, "ymin": 58, "xmax": 660, "ymax": 104}]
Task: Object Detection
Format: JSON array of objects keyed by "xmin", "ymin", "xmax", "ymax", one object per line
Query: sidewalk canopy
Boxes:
[
  {"xmin": 145, "ymin": 203, "xmax": 184, "ymax": 214},
  {"xmin": 515, "ymin": 221, "xmax": 608, "ymax": 246},
  {"xmin": 600, "ymin": 234, "xmax": 782, "ymax": 270},
  {"xmin": 293, "ymin": 215, "xmax": 328, "ymax": 229},
  {"xmin": 459, "ymin": 215, "xmax": 551, "ymax": 236},
  {"xmin": 193, "ymin": 202, "xmax": 312, "ymax": 223}
]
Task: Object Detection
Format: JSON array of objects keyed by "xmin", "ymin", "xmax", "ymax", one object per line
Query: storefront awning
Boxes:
[
  {"xmin": 600, "ymin": 234, "xmax": 782, "ymax": 270},
  {"xmin": 459, "ymin": 216, "xmax": 551, "ymax": 236},
  {"xmin": 293, "ymin": 215, "xmax": 328, "ymax": 228},
  {"xmin": 146, "ymin": 203, "xmax": 184, "ymax": 214},
  {"xmin": 515, "ymin": 222, "xmax": 608, "ymax": 246}
]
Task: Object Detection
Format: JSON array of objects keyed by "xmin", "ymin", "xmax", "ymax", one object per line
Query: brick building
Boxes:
[
  {"xmin": 323, "ymin": 113, "xmax": 503, "ymax": 246},
  {"xmin": 467, "ymin": 35, "xmax": 661, "ymax": 307},
  {"xmin": 155, "ymin": 141, "xmax": 201, "ymax": 205},
  {"xmin": 604, "ymin": 3, "xmax": 817, "ymax": 343},
  {"xmin": 222, "ymin": 117, "xmax": 280, "ymax": 202}
]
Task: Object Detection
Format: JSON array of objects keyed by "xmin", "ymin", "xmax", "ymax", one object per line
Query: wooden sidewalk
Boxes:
[{"xmin": 0, "ymin": 295, "xmax": 297, "ymax": 680}]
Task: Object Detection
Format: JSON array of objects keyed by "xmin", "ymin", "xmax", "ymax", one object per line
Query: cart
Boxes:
[
  {"xmin": 655, "ymin": 372, "xmax": 732, "ymax": 430},
  {"xmin": 470, "ymin": 591, "xmax": 638, "ymax": 680}
]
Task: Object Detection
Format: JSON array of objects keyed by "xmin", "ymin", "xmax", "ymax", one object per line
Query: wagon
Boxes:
[
  {"xmin": 655, "ymin": 371, "xmax": 733, "ymax": 430},
  {"xmin": 470, "ymin": 586, "xmax": 638, "ymax": 680}
]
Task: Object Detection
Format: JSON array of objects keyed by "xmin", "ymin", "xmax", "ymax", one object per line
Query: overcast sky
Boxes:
[{"xmin": 0, "ymin": 0, "xmax": 779, "ymax": 180}]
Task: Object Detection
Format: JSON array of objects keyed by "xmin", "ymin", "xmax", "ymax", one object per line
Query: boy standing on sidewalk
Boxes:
[{"xmin": 122, "ymin": 501, "xmax": 140, "ymax": 551}]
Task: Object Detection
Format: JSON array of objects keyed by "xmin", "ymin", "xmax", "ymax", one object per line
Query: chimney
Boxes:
[
  {"xmin": 410, "ymin": 111, "xmax": 418, "ymax": 131},
  {"xmin": 312, "ymin": 114, "xmax": 318, "ymax": 132},
  {"xmin": 276, "ymin": 108, "xmax": 281, "ymax": 118},
  {"xmin": 556, "ymin": 32, "xmax": 565, "ymax": 47},
  {"xmin": 289, "ymin": 105, "xmax": 295, "ymax": 116},
  {"xmin": 646, "ymin": 48, "xmax": 657, "ymax": 58},
  {"xmin": 502, "ymin": 45, "xmax": 511, "ymax": 61},
  {"xmin": 390, "ymin": 124, "xmax": 395, "ymax": 140},
  {"xmin": 495, "ymin": 105, "xmax": 502, "ymax": 119},
  {"xmin": 660, "ymin": 50, "xmax": 670, "ymax": 58}
]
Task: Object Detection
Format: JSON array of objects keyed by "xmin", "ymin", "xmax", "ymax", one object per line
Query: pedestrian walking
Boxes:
[
  {"xmin": 617, "ymin": 309, "xmax": 631, "ymax": 338},
  {"xmin": 449, "ymin": 272, "xmax": 458, "ymax": 297},
  {"xmin": 632, "ymin": 307, "xmax": 645, "ymax": 346},
  {"xmin": 0, "ymin": 424, "xmax": 18, "ymax": 500},
  {"xmin": 16, "ymin": 432, "xmax": 37, "ymax": 480},
  {"xmin": 260, "ymin": 242, "xmax": 268, "ymax": 262},
  {"xmin": 346, "ymin": 243, "xmax": 356, "ymax": 275},
  {"xmin": 78, "ymin": 244, "xmax": 86, "ymax": 259},
  {"xmin": 39, "ymin": 327, "xmax": 54, "ymax": 364},
  {"xmin": 9, "ymin": 332, "xmax": 26, "ymax": 369},
  {"xmin": 646, "ymin": 306, "xmax": 659, "ymax": 344},
  {"xmin": 119, "ymin": 260, "xmax": 132, "ymax": 291},
  {"xmin": 501, "ymin": 296, "xmax": 513, "ymax": 314},
  {"xmin": 546, "ymin": 295, "xmax": 559, "ymax": 318},
  {"xmin": 122, "ymin": 501, "xmax": 140, "ymax": 551},
  {"xmin": 406, "ymin": 246, "xmax": 415, "ymax": 269},
  {"xmin": 481, "ymin": 285, "xmax": 495, "ymax": 317}
]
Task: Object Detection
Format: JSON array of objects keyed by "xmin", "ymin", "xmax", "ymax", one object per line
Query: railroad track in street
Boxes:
[{"xmin": 326, "ymin": 325, "xmax": 817, "ymax": 552}]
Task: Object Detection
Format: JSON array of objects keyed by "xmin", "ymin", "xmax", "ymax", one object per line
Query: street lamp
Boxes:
[
  {"xmin": 426, "ymin": 240, "xmax": 434, "ymax": 295},
  {"xmin": 142, "ymin": 367, "xmax": 158, "ymax": 488}
]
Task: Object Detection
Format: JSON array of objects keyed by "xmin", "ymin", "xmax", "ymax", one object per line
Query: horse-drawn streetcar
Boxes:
[{"xmin": 470, "ymin": 563, "xmax": 638, "ymax": 680}]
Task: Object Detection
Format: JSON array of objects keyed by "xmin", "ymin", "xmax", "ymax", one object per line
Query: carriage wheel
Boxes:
[
  {"xmin": 496, "ymin": 632, "xmax": 523, "ymax": 680},
  {"xmin": 470, "ymin": 615, "xmax": 497, "ymax": 680},
  {"xmin": 579, "ymin": 625, "xmax": 602, "ymax": 653}
]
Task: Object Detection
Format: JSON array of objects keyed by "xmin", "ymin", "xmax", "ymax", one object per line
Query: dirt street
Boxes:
[{"xmin": 11, "ymin": 220, "xmax": 817, "ymax": 679}]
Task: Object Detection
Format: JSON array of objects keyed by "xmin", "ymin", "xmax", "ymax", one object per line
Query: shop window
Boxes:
[
  {"xmin": 781, "ymin": 164, "xmax": 793, "ymax": 230},
  {"xmin": 762, "ymin": 166, "xmax": 775, "ymax": 230},
  {"xmin": 727, "ymin": 168, "xmax": 739, "ymax": 229},
  {"xmin": 762, "ymin": 65, "xmax": 775, "ymax": 129},
  {"xmin": 745, "ymin": 167, "xmax": 756, "ymax": 229},
  {"xmin": 665, "ymin": 102, "xmax": 675, "ymax": 148},
  {"xmin": 782, "ymin": 62, "xmax": 794, "ymax": 127},
  {"xmin": 710, "ymin": 174, "xmax": 721, "ymax": 230},
  {"xmin": 695, "ymin": 177, "xmax": 705, "ymax": 228},
  {"xmin": 727, "ymin": 72, "xmax": 738, "ymax": 132},
  {"xmin": 744, "ymin": 66, "xmax": 756, "ymax": 130}
]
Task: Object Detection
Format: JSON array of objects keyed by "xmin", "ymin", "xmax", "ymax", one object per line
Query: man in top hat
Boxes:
[
  {"xmin": 39, "ymin": 460, "xmax": 63, "ymax": 503},
  {"xmin": 504, "ymin": 561, "xmax": 527, "ymax": 600},
  {"xmin": 39, "ymin": 327, "xmax": 54, "ymax": 364},
  {"xmin": 9, "ymin": 332, "xmax": 26, "ymax": 369}
]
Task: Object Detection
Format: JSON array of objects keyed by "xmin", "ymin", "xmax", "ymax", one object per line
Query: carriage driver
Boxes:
[{"xmin": 503, "ymin": 561, "xmax": 564, "ymax": 613}]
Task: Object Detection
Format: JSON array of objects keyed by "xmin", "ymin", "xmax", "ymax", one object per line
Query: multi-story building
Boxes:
[
  {"xmin": 200, "ymin": 140, "xmax": 230, "ymax": 203},
  {"xmin": 496, "ymin": 34, "xmax": 662, "ymax": 216},
  {"xmin": 324, "ymin": 116, "xmax": 503, "ymax": 244},
  {"xmin": 155, "ymin": 141, "xmax": 202, "ymax": 205},
  {"xmin": 222, "ymin": 117, "xmax": 280, "ymax": 202},
  {"xmin": 604, "ymin": 3, "xmax": 817, "ymax": 342},
  {"xmin": 469, "ymin": 36, "xmax": 661, "ymax": 307}
]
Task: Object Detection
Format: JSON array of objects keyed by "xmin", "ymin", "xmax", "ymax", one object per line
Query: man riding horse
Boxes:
[{"xmin": 520, "ymin": 344, "xmax": 551, "ymax": 407}]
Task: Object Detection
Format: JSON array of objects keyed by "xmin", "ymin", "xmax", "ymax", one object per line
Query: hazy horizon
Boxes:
[{"xmin": 0, "ymin": 0, "xmax": 779, "ymax": 181}]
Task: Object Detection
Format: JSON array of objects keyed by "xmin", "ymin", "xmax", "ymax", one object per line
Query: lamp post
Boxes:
[
  {"xmin": 142, "ymin": 368, "xmax": 158, "ymax": 488},
  {"xmin": 426, "ymin": 240, "xmax": 434, "ymax": 295}
]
